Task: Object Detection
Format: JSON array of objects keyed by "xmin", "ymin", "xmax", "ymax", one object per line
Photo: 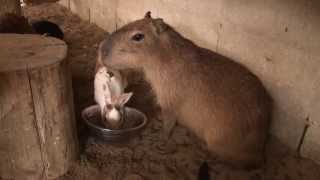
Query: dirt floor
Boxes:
[{"xmin": 22, "ymin": 3, "xmax": 320, "ymax": 180}]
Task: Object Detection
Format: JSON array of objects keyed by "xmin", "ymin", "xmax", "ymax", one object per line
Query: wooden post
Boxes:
[
  {"xmin": 0, "ymin": 34, "xmax": 79, "ymax": 180},
  {"xmin": 0, "ymin": 0, "xmax": 21, "ymax": 16}
]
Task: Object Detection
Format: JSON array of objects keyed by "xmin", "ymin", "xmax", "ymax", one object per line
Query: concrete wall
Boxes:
[{"xmin": 59, "ymin": 0, "xmax": 320, "ymax": 163}]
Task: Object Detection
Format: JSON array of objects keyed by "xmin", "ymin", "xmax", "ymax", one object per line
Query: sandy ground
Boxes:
[{"xmin": 22, "ymin": 3, "xmax": 320, "ymax": 180}]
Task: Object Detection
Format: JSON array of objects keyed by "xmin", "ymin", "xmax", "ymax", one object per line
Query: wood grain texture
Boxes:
[
  {"xmin": 0, "ymin": 35, "xmax": 78, "ymax": 180},
  {"xmin": 28, "ymin": 61, "xmax": 79, "ymax": 179},
  {"xmin": 0, "ymin": 70, "xmax": 44, "ymax": 180},
  {"xmin": 0, "ymin": 34, "xmax": 67, "ymax": 72}
]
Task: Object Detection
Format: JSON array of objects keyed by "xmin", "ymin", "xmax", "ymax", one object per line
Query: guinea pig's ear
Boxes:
[
  {"xmin": 144, "ymin": 11, "xmax": 152, "ymax": 19},
  {"xmin": 152, "ymin": 18, "xmax": 168, "ymax": 34},
  {"xmin": 117, "ymin": 92, "xmax": 133, "ymax": 106}
]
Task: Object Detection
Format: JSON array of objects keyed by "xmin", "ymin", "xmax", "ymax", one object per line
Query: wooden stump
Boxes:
[{"xmin": 0, "ymin": 34, "xmax": 79, "ymax": 180}]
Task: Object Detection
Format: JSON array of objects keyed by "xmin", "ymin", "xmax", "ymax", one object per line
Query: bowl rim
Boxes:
[{"xmin": 81, "ymin": 105, "xmax": 148, "ymax": 133}]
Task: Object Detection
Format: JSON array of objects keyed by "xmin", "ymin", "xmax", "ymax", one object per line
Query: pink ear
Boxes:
[{"xmin": 117, "ymin": 92, "xmax": 133, "ymax": 106}]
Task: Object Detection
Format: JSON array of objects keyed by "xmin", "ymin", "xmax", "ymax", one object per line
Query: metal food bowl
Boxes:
[{"xmin": 81, "ymin": 105, "xmax": 147, "ymax": 142}]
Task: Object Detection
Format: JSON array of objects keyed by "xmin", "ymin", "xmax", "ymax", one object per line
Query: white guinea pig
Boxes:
[{"xmin": 94, "ymin": 66, "xmax": 133, "ymax": 129}]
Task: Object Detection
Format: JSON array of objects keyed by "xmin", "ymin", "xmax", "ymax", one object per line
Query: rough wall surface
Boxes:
[
  {"xmin": 59, "ymin": 0, "xmax": 320, "ymax": 163},
  {"xmin": 0, "ymin": 0, "xmax": 21, "ymax": 16}
]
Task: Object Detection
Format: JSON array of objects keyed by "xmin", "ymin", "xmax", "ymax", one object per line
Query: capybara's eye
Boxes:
[{"xmin": 131, "ymin": 33, "xmax": 144, "ymax": 42}]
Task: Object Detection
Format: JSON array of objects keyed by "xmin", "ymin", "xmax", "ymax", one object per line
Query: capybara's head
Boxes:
[{"xmin": 98, "ymin": 12, "xmax": 171, "ymax": 70}]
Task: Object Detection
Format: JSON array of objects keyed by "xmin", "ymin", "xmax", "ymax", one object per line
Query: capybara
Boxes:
[{"xmin": 98, "ymin": 12, "xmax": 272, "ymax": 168}]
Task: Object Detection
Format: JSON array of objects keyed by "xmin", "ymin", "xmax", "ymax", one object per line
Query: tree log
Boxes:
[{"xmin": 0, "ymin": 34, "xmax": 79, "ymax": 180}]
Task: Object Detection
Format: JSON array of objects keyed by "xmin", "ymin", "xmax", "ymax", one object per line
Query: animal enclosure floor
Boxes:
[{"xmin": 23, "ymin": 3, "xmax": 320, "ymax": 180}]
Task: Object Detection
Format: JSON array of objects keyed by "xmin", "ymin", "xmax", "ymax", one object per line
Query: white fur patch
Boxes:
[
  {"xmin": 94, "ymin": 67, "xmax": 111, "ymax": 113},
  {"xmin": 106, "ymin": 108, "xmax": 121, "ymax": 123},
  {"xmin": 94, "ymin": 66, "xmax": 126, "ymax": 121}
]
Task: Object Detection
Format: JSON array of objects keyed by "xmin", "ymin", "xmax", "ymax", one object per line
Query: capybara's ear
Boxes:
[
  {"xmin": 144, "ymin": 11, "xmax": 152, "ymax": 19},
  {"xmin": 152, "ymin": 18, "xmax": 168, "ymax": 34}
]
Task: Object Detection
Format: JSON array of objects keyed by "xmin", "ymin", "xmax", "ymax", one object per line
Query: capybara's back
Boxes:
[{"xmin": 99, "ymin": 12, "xmax": 272, "ymax": 168}]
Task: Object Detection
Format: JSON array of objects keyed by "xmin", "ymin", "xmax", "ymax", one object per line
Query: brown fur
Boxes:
[{"xmin": 98, "ymin": 13, "xmax": 272, "ymax": 168}]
